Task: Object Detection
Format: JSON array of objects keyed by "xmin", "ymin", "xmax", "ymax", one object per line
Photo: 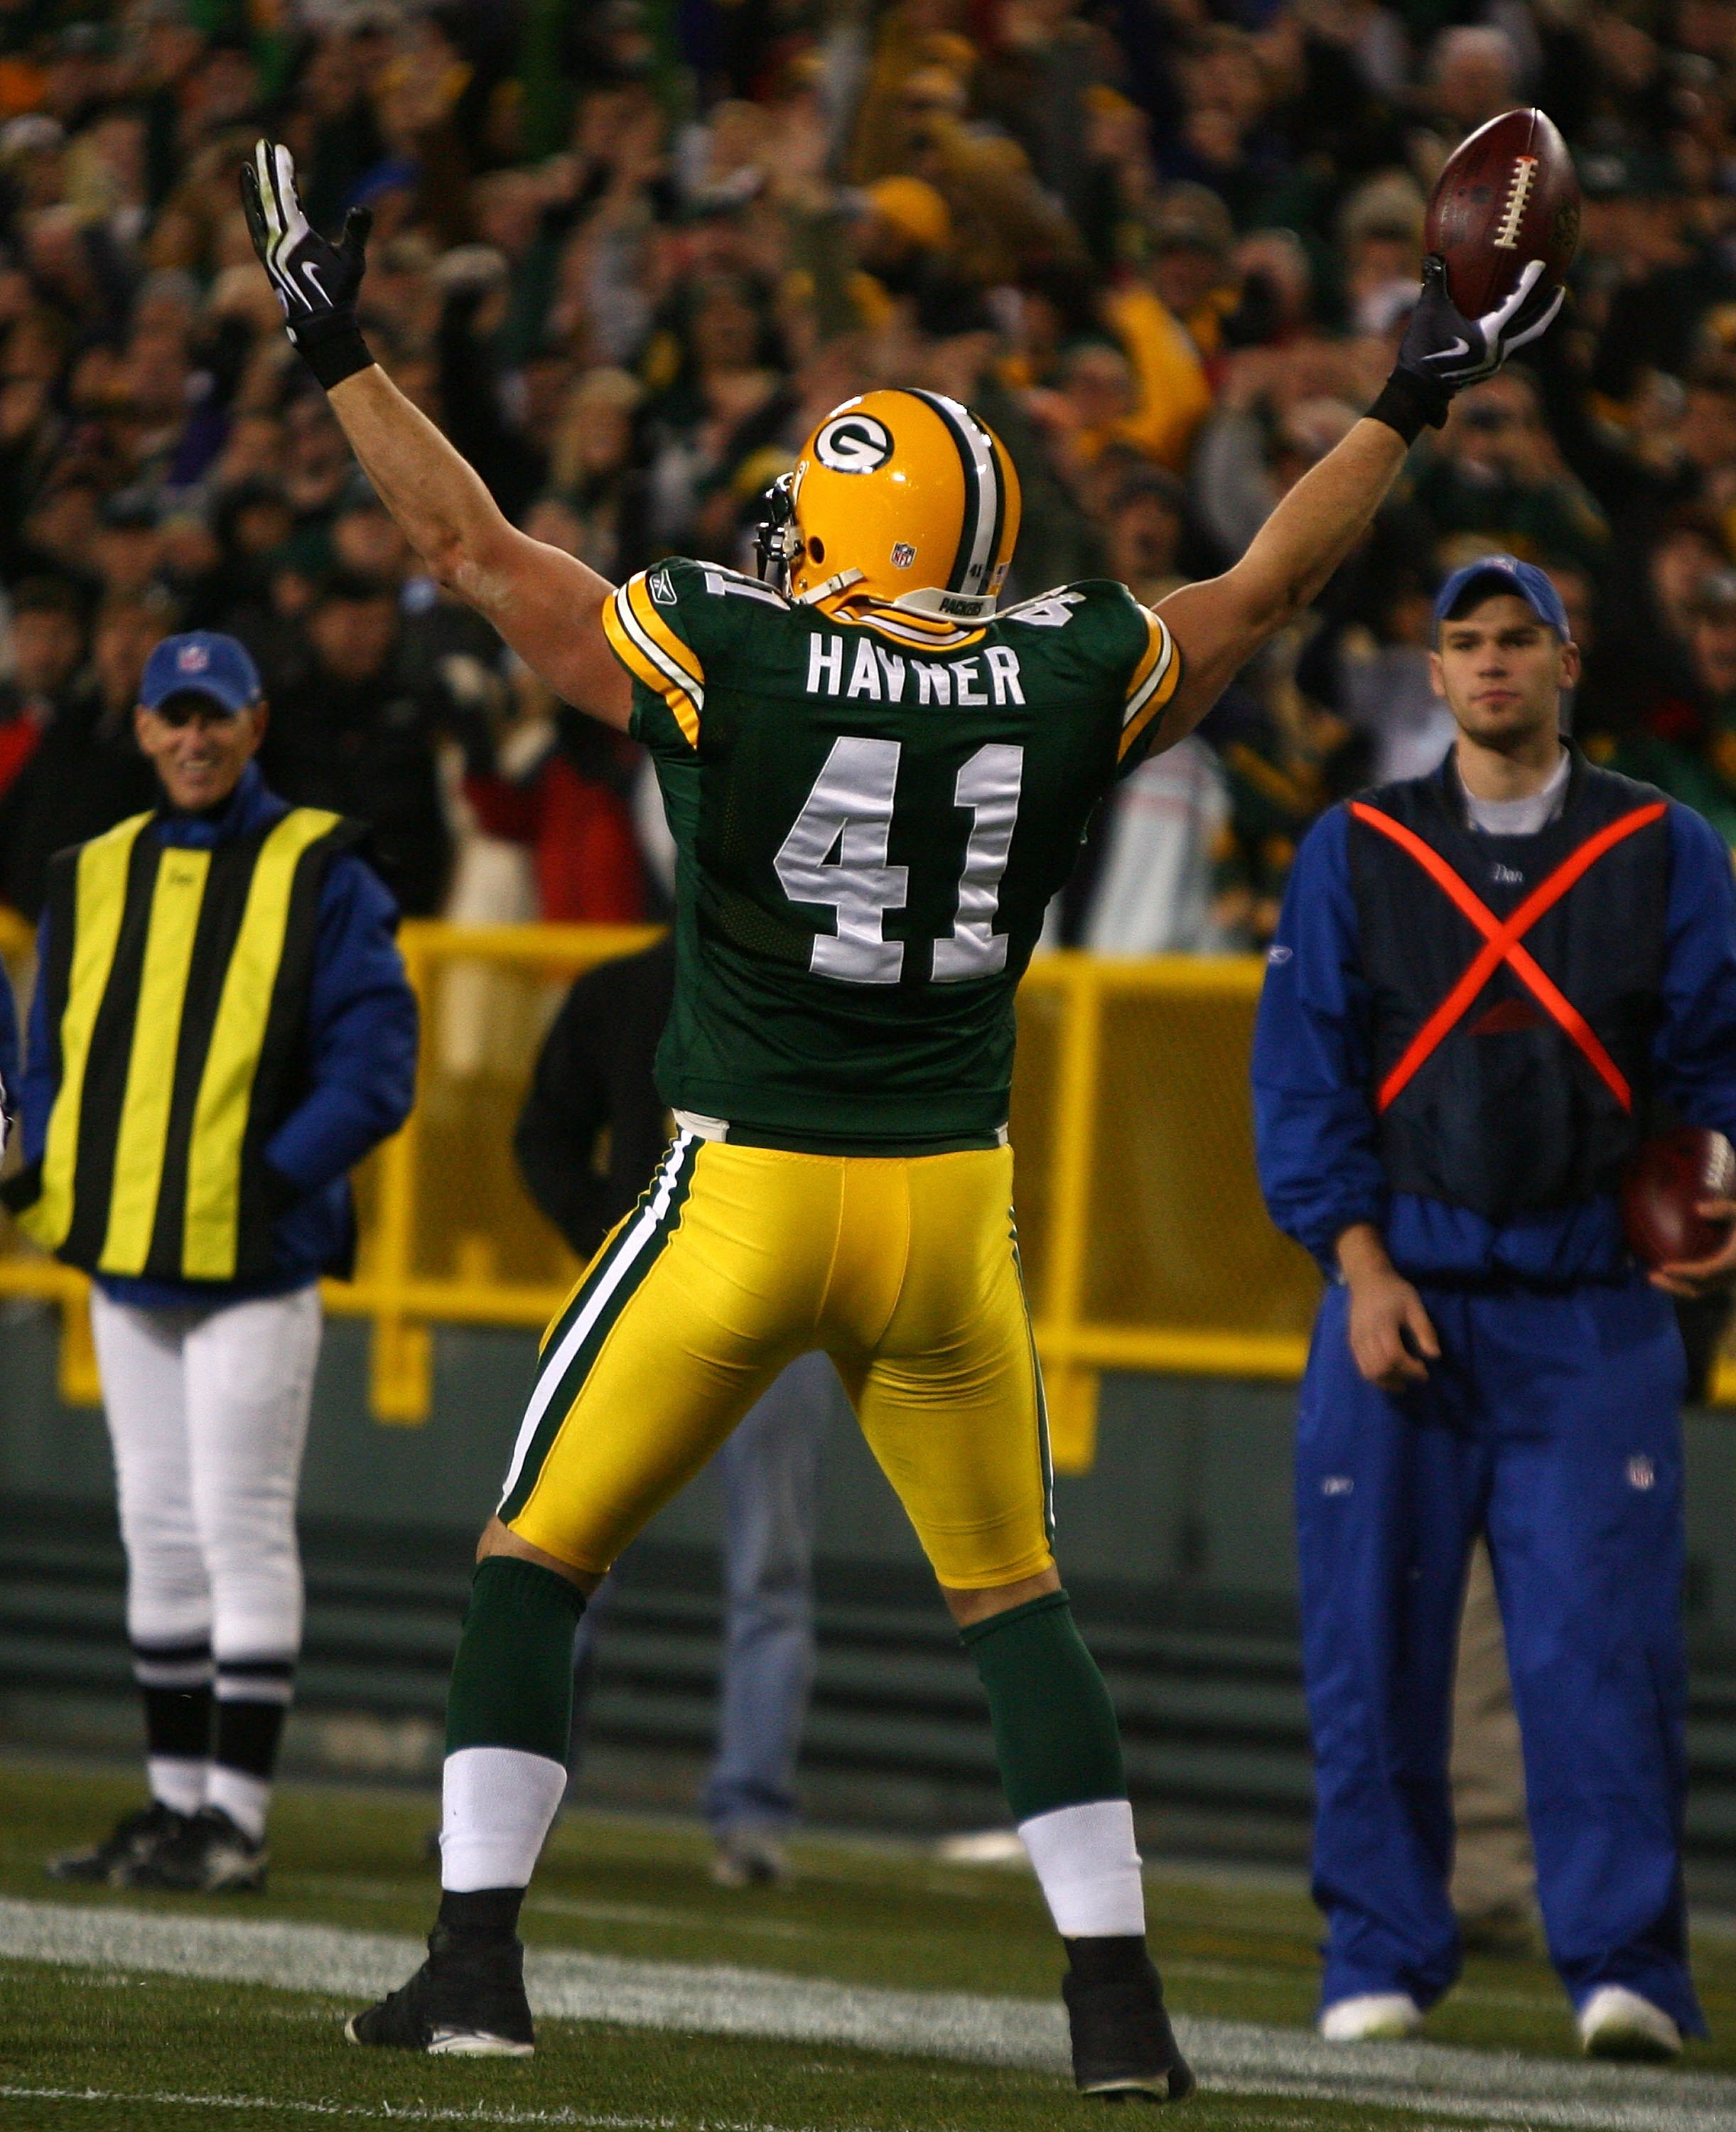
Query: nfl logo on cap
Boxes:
[{"xmin": 141, "ymin": 631, "xmax": 262, "ymax": 716}]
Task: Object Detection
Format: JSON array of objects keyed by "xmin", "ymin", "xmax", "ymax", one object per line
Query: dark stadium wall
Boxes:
[
  {"xmin": 0, "ymin": 1305, "xmax": 1304, "ymax": 1595},
  {"xmin": 6, "ymin": 1303, "xmax": 1736, "ymax": 1883}
]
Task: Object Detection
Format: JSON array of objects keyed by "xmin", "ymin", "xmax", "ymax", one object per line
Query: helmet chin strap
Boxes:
[
  {"xmin": 890, "ymin": 586, "xmax": 998, "ymax": 618},
  {"xmin": 794, "ymin": 569, "xmax": 866, "ymax": 605},
  {"xmin": 794, "ymin": 576, "xmax": 1002, "ymax": 615}
]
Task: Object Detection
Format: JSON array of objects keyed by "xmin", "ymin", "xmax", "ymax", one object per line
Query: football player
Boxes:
[{"xmin": 244, "ymin": 140, "xmax": 1558, "ymax": 2095}]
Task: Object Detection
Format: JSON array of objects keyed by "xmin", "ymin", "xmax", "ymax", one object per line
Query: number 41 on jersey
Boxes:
[{"xmin": 774, "ymin": 738, "xmax": 1023, "ymax": 984}]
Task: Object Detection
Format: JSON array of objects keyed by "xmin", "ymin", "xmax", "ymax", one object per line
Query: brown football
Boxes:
[
  {"xmin": 1621, "ymin": 1126, "xmax": 1736, "ymax": 1269},
  {"xmin": 1423, "ymin": 107, "xmax": 1580, "ymax": 318}
]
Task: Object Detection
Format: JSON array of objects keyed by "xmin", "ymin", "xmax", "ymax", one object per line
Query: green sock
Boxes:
[
  {"xmin": 445, "ymin": 1556, "xmax": 587, "ymax": 1762},
  {"xmin": 961, "ymin": 1590, "xmax": 1125, "ymax": 1824}
]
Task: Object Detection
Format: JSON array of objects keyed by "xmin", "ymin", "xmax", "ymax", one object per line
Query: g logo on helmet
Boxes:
[{"xmin": 814, "ymin": 413, "xmax": 893, "ymax": 474}]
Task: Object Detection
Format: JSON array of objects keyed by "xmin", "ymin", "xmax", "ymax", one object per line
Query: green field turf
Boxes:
[
  {"xmin": 0, "ymin": 1757, "xmax": 1730, "ymax": 2131},
  {"xmin": 0, "ymin": 1957, "xmax": 1472, "ymax": 2132}
]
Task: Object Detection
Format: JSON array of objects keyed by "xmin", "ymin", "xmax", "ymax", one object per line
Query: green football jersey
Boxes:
[{"xmin": 602, "ymin": 560, "xmax": 1180, "ymax": 1151}]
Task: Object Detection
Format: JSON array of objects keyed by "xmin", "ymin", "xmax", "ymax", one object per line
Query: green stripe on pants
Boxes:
[{"xmin": 497, "ymin": 1134, "xmax": 700, "ymax": 1524}]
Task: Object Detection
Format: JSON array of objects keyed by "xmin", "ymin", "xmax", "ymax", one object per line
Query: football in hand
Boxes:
[
  {"xmin": 1423, "ymin": 107, "xmax": 1580, "ymax": 318},
  {"xmin": 1621, "ymin": 1126, "xmax": 1736, "ymax": 1269}
]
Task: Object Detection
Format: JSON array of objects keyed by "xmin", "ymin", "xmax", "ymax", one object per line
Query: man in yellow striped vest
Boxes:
[{"xmin": 4, "ymin": 630, "xmax": 418, "ymax": 1893}]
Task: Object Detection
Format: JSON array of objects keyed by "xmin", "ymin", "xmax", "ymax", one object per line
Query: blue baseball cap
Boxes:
[
  {"xmin": 1433, "ymin": 555, "xmax": 1572, "ymax": 642},
  {"xmin": 139, "ymin": 632, "xmax": 263, "ymax": 716}
]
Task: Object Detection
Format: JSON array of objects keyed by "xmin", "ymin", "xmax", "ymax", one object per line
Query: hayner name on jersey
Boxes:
[{"xmin": 804, "ymin": 632, "xmax": 1027, "ymax": 708}]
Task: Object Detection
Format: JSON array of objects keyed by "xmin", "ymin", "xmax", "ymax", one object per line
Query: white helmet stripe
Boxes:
[{"xmin": 905, "ymin": 390, "xmax": 999, "ymax": 595}]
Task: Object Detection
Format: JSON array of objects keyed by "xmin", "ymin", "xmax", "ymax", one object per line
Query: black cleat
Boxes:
[
  {"xmin": 346, "ymin": 1924, "xmax": 536, "ymax": 2056},
  {"xmin": 133, "ymin": 1805, "xmax": 267, "ymax": 1892},
  {"xmin": 47, "ymin": 1802, "xmax": 190, "ymax": 1886},
  {"xmin": 1063, "ymin": 1938, "xmax": 1196, "ymax": 2103}
]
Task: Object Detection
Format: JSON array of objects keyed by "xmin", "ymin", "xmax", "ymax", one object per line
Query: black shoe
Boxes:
[
  {"xmin": 1063, "ymin": 1939, "xmax": 1195, "ymax": 2103},
  {"xmin": 133, "ymin": 1805, "xmax": 267, "ymax": 1892},
  {"xmin": 346, "ymin": 1924, "xmax": 535, "ymax": 2056},
  {"xmin": 47, "ymin": 1802, "xmax": 190, "ymax": 1886}
]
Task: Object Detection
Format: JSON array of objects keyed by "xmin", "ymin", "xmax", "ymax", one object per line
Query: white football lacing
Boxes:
[{"xmin": 1493, "ymin": 155, "xmax": 1538, "ymax": 250}]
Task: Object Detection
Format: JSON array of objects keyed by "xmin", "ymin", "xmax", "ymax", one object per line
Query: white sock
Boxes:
[
  {"xmin": 441, "ymin": 1746, "xmax": 567, "ymax": 1892},
  {"xmin": 205, "ymin": 1765, "xmax": 271, "ymax": 1843},
  {"xmin": 1018, "ymin": 1798, "xmax": 1147, "ymax": 1938},
  {"xmin": 148, "ymin": 1756, "xmax": 207, "ymax": 1817}
]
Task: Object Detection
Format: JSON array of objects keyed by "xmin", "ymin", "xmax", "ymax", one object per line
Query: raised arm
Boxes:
[
  {"xmin": 1153, "ymin": 256, "xmax": 1564, "ymax": 750},
  {"xmin": 326, "ymin": 368, "xmax": 630, "ymax": 727},
  {"xmin": 1155, "ymin": 418, "xmax": 1406, "ymax": 739},
  {"xmin": 242, "ymin": 141, "xmax": 630, "ymax": 732}
]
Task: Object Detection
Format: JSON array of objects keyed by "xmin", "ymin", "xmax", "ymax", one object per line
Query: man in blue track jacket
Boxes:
[
  {"xmin": 1254, "ymin": 556, "xmax": 1736, "ymax": 2061},
  {"xmin": 4, "ymin": 631, "xmax": 418, "ymax": 1894}
]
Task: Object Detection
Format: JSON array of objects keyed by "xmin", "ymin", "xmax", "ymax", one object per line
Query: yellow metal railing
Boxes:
[
  {"xmin": 0, "ymin": 917, "xmax": 1326, "ymax": 1468},
  {"xmin": 11, "ymin": 919, "xmax": 1722, "ymax": 1466}
]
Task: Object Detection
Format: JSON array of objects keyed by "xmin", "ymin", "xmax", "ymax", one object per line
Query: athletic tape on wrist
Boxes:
[
  {"xmin": 296, "ymin": 321, "xmax": 373, "ymax": 392},
  {"xmin": 1369, "ymin": 368, "xmax": 1449, "ymax": 443}
]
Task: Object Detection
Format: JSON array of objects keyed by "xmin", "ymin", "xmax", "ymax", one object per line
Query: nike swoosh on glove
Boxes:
[
  {"xmin": 1401, "ymin": 254, "xmax": 1564, "ymax": 396},
  {"xmin": 1370, "ymin": 254, "xmax": 1565, "ymax": 441},
  {"xmin": 241, "ymin": 139, "xmax": 374, "ymax": 391}
]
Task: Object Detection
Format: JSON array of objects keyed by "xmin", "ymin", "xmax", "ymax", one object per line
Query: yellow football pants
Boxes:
[{"xmin": 498, "ymin": 1131, "xmax": 1054, "ymax": 1590}]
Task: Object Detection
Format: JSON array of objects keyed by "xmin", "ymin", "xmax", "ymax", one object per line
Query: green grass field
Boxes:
[
  {"xmin": 0, "ymin": 1757, "xmax": 1730, "ymax": 2131},
  {"xmin": 0, "ymin": 1957, "xmax": 1460, "ymax": 2132}
]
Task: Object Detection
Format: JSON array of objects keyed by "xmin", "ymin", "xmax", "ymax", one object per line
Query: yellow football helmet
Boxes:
[{"xmin": 755, "ymin": 388, "xmax": 1021, "ymax": 618}]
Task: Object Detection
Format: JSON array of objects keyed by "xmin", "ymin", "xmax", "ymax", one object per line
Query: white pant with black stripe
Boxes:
[{"xmin": 90, "ymin": 1286, "xmax": 322, "ymax": 1690}]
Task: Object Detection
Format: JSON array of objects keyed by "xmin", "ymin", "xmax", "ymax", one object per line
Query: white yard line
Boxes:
[
  {"xmin": 0, "ymin": 2090, "xmax": 904, "ymax": 2130},
  {"xmin": 0, "ymin": 2095, "xmax": 716, "ymax": 2128},
  {"xmin": 3, "ymin": 1897, "xmax": 1736, "ymax": 2132},
  {"xmin": 0, "ymin": 2091, "xmax": 1325, "ymax": 2132}
]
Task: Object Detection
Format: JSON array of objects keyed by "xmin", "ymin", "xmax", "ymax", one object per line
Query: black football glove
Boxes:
[
  {"xmin": 241, "ymin": 138, "xmax": 374, "ymax": 391},
  {"xmin": 1373, "ymin": 254, "xmax": 1565, "ymax": 441}
]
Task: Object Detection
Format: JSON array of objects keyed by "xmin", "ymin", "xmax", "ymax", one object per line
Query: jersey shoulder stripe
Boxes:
[
  {"xmin": 1118, "ymin": 608, "xmax": 1180, "ymax": 761},
  {"xmin": 701, "ymin": 565, "xmax": 787, "ymax": 606},
  {"xmin": 836, "ymin": 603, "xmax": 986, "ymax": 651},
  {"xmin": 603, "ymin": 576, "xmax": 704, "ymax": 746}
]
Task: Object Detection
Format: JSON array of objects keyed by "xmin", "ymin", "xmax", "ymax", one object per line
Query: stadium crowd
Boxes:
[{"xmin": 2, "ymin": 0, "xmax": 1736, "ymax": 947}]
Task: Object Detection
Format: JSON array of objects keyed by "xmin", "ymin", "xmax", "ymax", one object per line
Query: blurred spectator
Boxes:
[
  {"xmin": 258, "ymin": 571, "xmax": 455, "ymax": 918},
  {"xmin": 1300, "ymin": 555, "xmax": 1452, "ymax": 787},
  {"xmin": 1578, "ymin": 510, "xmax": 1725, "ymax": 752},
  {"xmin": 545, "ymin": 370, "xmax": 649, "ymax": 579},
  {"xmin": 94, "ymin": 487, "xmax": 166, "ymax": 600},
  {"xmin": 1424, "ymin": 28, "xmax": 1519, "ymax": 132},
  {"xmin": 1081, "ymin": 738, "xmax": 1233, "ymax": 954},
  {"xmin": 1413, "ymin": 373, "xmax": 1609, "ymax": 574},
  {"xmin": 0, "ymin": 576, "xmax": 83, "ymax": 801},
  {"xmin": 1598, "ymin": 571, "xmax": 1736, "ymax": 841},
  {"xmin": 1337, "ymin": 172, "xmax": 1426, "ymax": 338},
  {"xmin": 460, "ymin": 659, "xmax": 647, "ymax": 925},
  {"xmin": 0, "ymin": 591, "xmax": 164, "ymax": 920},
  {"xmin": 1099, "ymin": 184, "xmax": 1232, "ymax": 472},
  {"xmin": 1194, "ymin": 375, "xmax": 1361, "ymax": 560},
  {"xmin": 639, "ymin": 271, "xmax": 796, "ymax": 560},
  {"xmin": 976, "ymin": 0, "xmax": 1125, "ymax": 239},
  {"xmin": 3, "ymin": 0, "xmax": 1736, "ymax": 952},
  {"xmin": 1101, "ymin": 467, "xmax": 1191, "ymax": 605}
]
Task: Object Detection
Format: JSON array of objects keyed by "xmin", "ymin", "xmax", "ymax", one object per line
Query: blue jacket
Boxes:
[
  {"xmin": 1253, "ymin": 791, "xmax": 1736, "ymax": 1285},
  {"xmin": 21, "ymin": 763, "xmax": 419, "ymax": 1306}
]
